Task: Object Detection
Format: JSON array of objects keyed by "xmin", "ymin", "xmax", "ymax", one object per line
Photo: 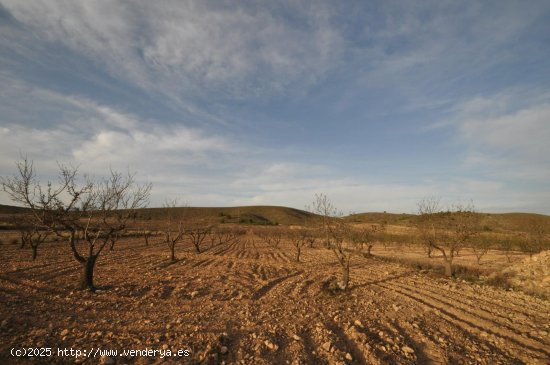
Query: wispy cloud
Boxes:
[
  {"xmin": 1, "ymin": 1, "xmax": 343, "ymax": 104},
  {"xmin": 0, "ymin": 78, "xmax": 235, "ymax": 199},
  {"xmin": 448, "ymin": 90, "xmax": 550, "ymax": 181}
]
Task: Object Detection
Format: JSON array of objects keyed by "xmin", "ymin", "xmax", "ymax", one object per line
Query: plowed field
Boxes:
[{"xmin": 1, "ymin": 234, "xmax": 548, "ymax": 364}]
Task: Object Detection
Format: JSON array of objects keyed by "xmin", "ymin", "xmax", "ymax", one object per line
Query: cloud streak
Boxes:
[{"xmin": 1, "ymin": 0, "xmax": 343, "ymax": 104}]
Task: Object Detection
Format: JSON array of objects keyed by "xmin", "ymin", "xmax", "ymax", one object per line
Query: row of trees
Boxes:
[
  {"xmin": 308, "ymin": 193, "xmax": 386, "ymax": 290},
  {"xmin": 309, "ymin": 194, "xmax": 548, "ymax": 291},
  {"xmin": 416, "ymin": 197, "xmax": 549, "ymax": 270},
  {"xmin": 1, "ymin": 157, "xmax": 151, "ymax": 291},
  {"xmin": 2, "ymin": 158, "xmax": 547, "ymax": 293}
]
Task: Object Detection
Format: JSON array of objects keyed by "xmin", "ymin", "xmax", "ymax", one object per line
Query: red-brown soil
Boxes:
[{"xmin": 1, "ymin": 232, "xmax": 549, "ymax": 364}]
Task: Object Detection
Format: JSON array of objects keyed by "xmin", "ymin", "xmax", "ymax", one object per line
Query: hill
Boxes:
[
  {"xmin": 346, "ymin": 212, "xmax": 416, "ymax": 225},
  {"xmin": 135, "ymin": 205, "xmax": 318, "ymax": 226},
  {"xmin": 2, "ymin": 202, "xmax": 548, "ymax": 231},
  {"xmin": 346, "ymin": 211, "xmax": 550, "ymax": 232},
  {"xmin": 0, "ymin": 204, "xmax": 28, "ymax": 214}
]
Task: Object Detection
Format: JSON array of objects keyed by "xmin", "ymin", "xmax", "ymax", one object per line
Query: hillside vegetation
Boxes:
[
  {"xmin": 2, "ymin": 203, "xmax": 548, "ymax": 230},
  {"xmin": 135, "ymin": 205, "xmax": 317, "ymax": 226},
  {"xmin": 0, "ymin": 204, "xmax": 28, "ymax": 214},
  {"xmin": 347, "ymin": 211, "xmax": 550, "ymax": 233}
]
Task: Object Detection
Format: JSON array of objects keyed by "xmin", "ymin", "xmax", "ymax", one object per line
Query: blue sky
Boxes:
[{"xmin": 1, "ymin": 0, "xmax": 549, "ymax": 214}]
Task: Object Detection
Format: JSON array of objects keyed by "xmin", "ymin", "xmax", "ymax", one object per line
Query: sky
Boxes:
[{"xmin": 0, "ymin": 0, "xmax": 549, "ymax": 214}]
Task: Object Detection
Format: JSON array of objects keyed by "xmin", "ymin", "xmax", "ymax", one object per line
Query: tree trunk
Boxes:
[
  {"xmin": 31, "ymin": 245, "xmax": 38, "ymax": 260},
  {"xmin": 444, "ymin": 258, "xmax": 453, "ymax": 277},
  {"xmin": 339, "ymin": 259, "xmax": 350, "ymax": 290},
  {"xmin": 367, "ymin": 244, "xmax": 373, "ymax": 257},
  {"xmin": 170, "ymin": 244, "xmax": 176, "ymax": 262},
  {"xmin": 295, "ymin": 246, "xmax": 301, "ymax": 262},
  {"xmin": 79, "ymin": 255, "xmax": 98, "ymax": 291}
]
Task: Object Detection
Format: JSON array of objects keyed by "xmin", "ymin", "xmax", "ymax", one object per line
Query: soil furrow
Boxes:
[{"xmin": 376, "ymin": 282, "xmax": 549, "ymax": 362}]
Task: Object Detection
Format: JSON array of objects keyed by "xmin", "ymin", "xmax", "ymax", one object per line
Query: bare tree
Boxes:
[
  {"xmin": 219, "ymin": 227, "xmax": 241, "ymax": 246},
  {"xmin": 14, "ymin": 215, "xmax": 48, "ymax": 260},
  {"xmin": 162, "ymin": 199, "xmax": 185, "ymax": 262},
  {"xmin": 310, "ymin": 193, "xmax": 336, "ymax": 249},
  {"xmin": 499, "ymin": 236, "xmax": 516, "ymax": 263},
  {"xmin": 472, "ymin": 234, "xmax": 492, "ymax": 265},
  {"xmin": 109, "ymin": 232, "xmax": 121, "ymax": 251},
  {"xmin": 419, "ymin": 199, "xmax": 479, "ymax": 276},
  {"xmin": 1, "ymin": 157, "xmax": 151, "ymax": 290},
  {"xmin": 208, "ymin": 227, "xmax": 218, "ymax": 248},
  {"xmin": 416, "ymin": 197, "xmax": 440, "ymax": 258},
  {"xmin": 329, "ymin": 218, "xmax": 354, "ymax": 290},
  {"xmin": 164, "ymin": 223, "xmax": 183, "ymax": 262},
  {"xmin": 288, "ymin": 228, "xmax": 310, "ymax": 262},
  {"xmin": 305, "ymin": 229, "xmax": 317, "ymax": 248},
  {"xmin": 352, "ymin": 223, "xmax": 386, "ymax": 257},
  {"xmin": 142, "ymin": 228, "xmax": 152, "ymax": 246},
  {"xmin": 185, "ymin": 214, "xmax": 214, "ymax": 253},
  {"xmin": 257, "ymin": 227, "xmax": 283, "ymax": 249},
  {"xmin": 311, "ymin": 193, "xmax": 358, "ymax": 290}
]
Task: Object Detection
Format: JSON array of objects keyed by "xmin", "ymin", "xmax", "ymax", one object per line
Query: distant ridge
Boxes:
[
  {"xmin": 1, "ymin": 203, "xmax": 548, "ymax": 229},
  {"xmin": 0, "ymin": 204, "xmax": 29, "ymax": 214},
  {"xmin": 135, "ymin": 205, "xmax": 318, "ymax": 226},
  {"xmin": 347, "ymin": 211, "xmax": 550, "ymax": 232}
]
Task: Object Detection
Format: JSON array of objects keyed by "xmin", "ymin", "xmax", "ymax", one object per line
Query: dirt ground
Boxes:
[{"xmin": 1, "ymin": 232, "xmax": 549, "ymax": 365}]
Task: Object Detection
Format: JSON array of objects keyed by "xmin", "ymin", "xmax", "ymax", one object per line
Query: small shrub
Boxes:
[
  {"xmin": 485, "ymin": 271, "xmax": 514, "ymax": 290},
  {"xmin": 320, "ymin": 276, "xmax": 345, "ymax": 296},
  {"xmin": 452, "ymin": 264, "xmax": 484, "ymax": 283}
]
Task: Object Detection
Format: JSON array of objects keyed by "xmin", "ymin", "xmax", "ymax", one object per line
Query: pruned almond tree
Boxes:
[
  {"xmin": 14, "ymin": 215, "xmax": 48, "ymax": 260},
  {"xmin": 288, "ymin": 228, "xmax": 309, "ymax": 262},
  {"xmin": 310, "ymin": 193, "xmax": 335, "ymax": 249},
  {"xmin": 351, "ymin": 223, "xmax": 386, "ymax": 257},
  {"xmin": 304, "ymin": 228, "xmax": 317, "ymax": 248},
  {"xmin": 165, "ymin": 222, "xmax": 183, "ymax": 262},
  {"xmin": 185, "ymin": 215, "xmax": 214, "ymax": 253},
  {"xmin": 472, "ymin": 234, "xmax": 492, "ymax": 265},
  {"xmin": 162, "ymin": 199, "xmax": 186, "ymax": 262},
  {"xmin": 311, "ymin": 193, "xmax": 359, "ymax": 290},
  {"xmin": 108, "ymin": 232, "xmax": 121, "ymax": 251},
  {"xmin": 258, "ymin": 227, "xmax": 283, "ymax": 249},
  {"xmin": 499, "ymin": 236, "xmax": 516, "ymax": 263},
  {"xmin": 142, "ymin": 228, "xmax": 152, "ymax": 246},
  {"xmin": 416, "ymin": 197, "xmax": 440, "ymax": 258},
  {"xmin": 418, "ymin": 199, "xmax": 479, "ymax": 277},
  {"xmin": 328, "ymin": 217, "xmax": 354, "ymax": 290},
  {"xmin": 1, "ymin": 157, "xmax": 151, "ymax": 290},
  {"xmin": 209, "ymin": 227, "xmax": 241, "ymax": 248}
]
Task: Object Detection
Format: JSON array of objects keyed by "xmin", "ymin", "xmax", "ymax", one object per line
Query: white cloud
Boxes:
[
  {"xmin": 451, "ymin": 91, "xmax": 550, "ymax": 181},
  {"xmin": 460, "ymin": 104, "xmax": 550, "ymax": 162},
  {"xmin": 0, "ymin": 79, "xmax": 236, "ymax": 206}
]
